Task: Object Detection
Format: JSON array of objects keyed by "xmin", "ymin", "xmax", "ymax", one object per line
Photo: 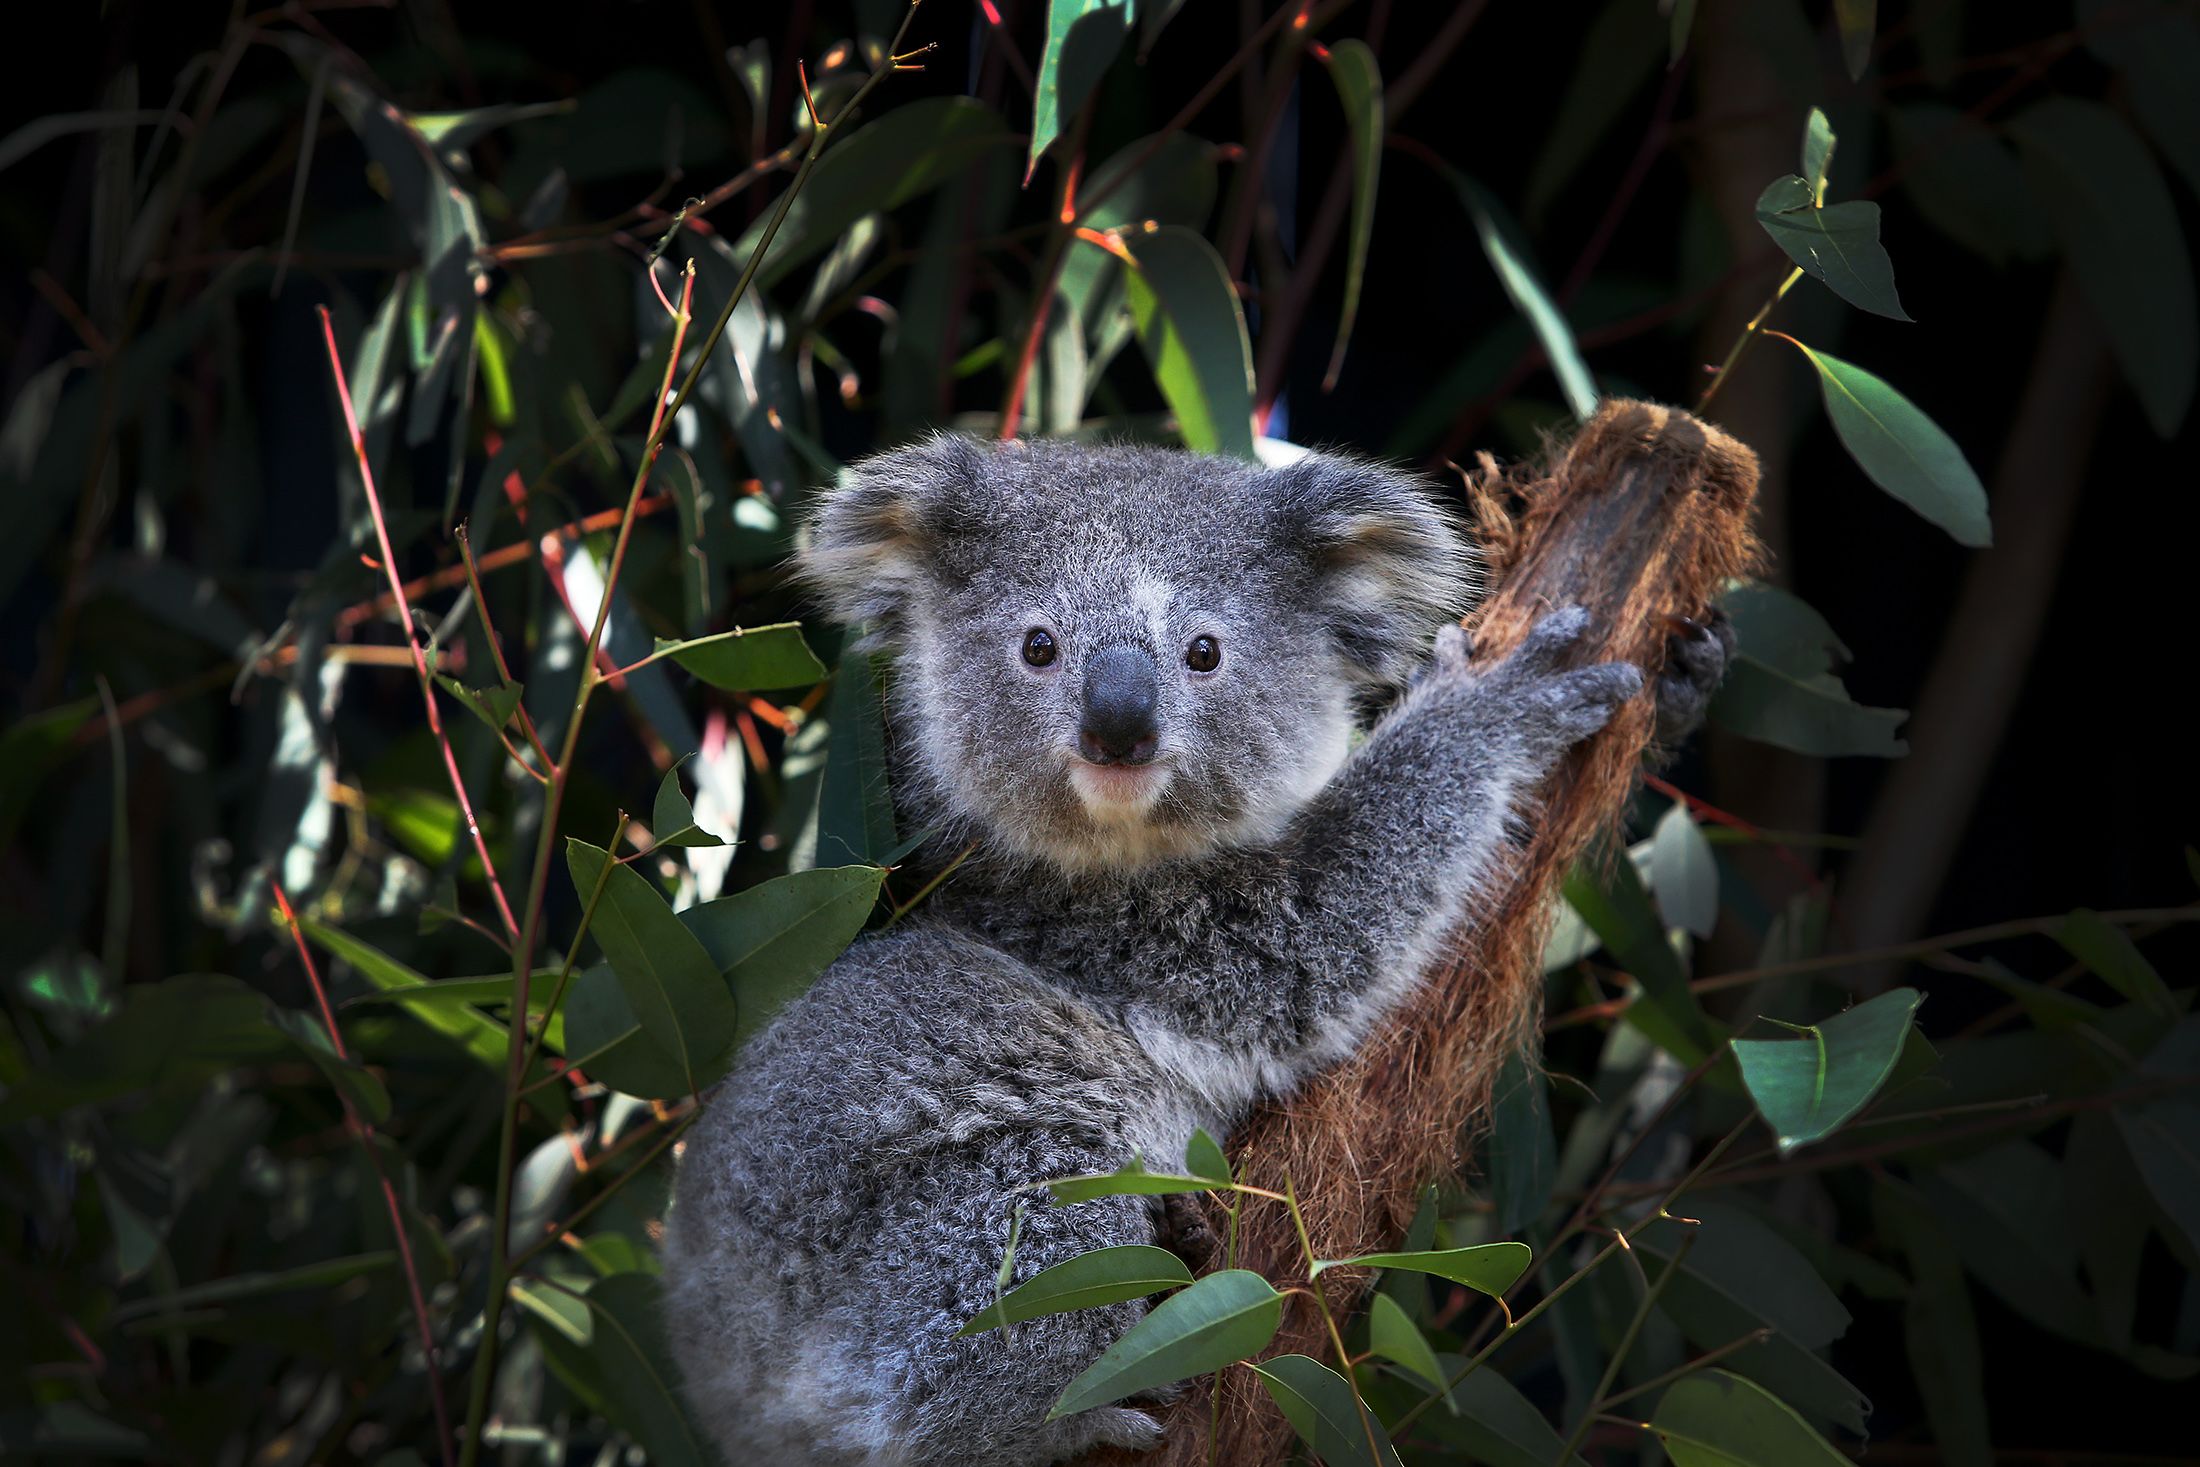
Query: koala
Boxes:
[{"xmin": 662, "ymin": 435, "xmax": 1727, "ymax": 1466}]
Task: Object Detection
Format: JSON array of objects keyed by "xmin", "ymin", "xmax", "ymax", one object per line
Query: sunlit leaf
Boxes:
[
  {"xmin": 1651, "ymin": 1369, "xmax": 1851, "ymax": 1466},
  {"xmin": 1029, "ymin": 1, "xmax": 1133, "ymax": 178},
  {"xmin": 1734, "ymin": 988, "xmax": 1924, "ymax": 1153},
  {"xmin": 1047, "ymin": 1269, "xmax": 1283, "ymax": 1417},
  {"xmin": 1778, "ymin": 338, "xmax": 1989, "ymax": 546},
  {"xmin": 656, "ymin": 623, "xmax": 825, "ymax": 692},
  {"xmin": 1440, "ymin": 169, "xmax": 1597, "ymax": 421},
  {"xmin": 1117, "ymin": 225, "xmax": 1256, "ymax": 458},
  {"xmin": 1248, "ymin": 1354, "xmax": 1402, "ymax": 1467},
  {"xmin": 1801, "ymin": 107, "xmax": 1835, "ymax": 197},
  {"xmin": 1321, "ymin": 40, "xmax": 1384, "ymax": 388},
  {"xmin": 1651, "ymin": 802, "xmax": 1718, "ymax": 939},
  {"xmin": 1832, "ymin": 0, "xmax": 1877, "ymax": 80},
  {"xmin": 957, "ymin": 1244, "xmax": 1192, "ymax": 1335}
]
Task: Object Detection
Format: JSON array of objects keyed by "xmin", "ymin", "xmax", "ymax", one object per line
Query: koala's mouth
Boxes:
[{"xmin": 1066, "ymin": 757, "xmax": 1172, "ymax": 819}]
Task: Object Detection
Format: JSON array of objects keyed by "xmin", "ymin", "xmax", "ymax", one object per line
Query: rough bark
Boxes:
[{"xmin": 1085, "ymin": 399, "xmax": 1763, "ymax": 1464}]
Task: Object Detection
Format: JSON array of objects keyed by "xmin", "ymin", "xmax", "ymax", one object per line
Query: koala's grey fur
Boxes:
[{"xmin": 663, "ymin": 435, "xmax": 1716, "ymax": 1466}]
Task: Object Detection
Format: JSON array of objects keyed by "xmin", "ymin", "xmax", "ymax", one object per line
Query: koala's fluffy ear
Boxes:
[
  {"xmin": 792, "ymin": 433, "xmax": 982, "ymax": 637},
  {"xmin": 1271, "ymin": 452, "xmax": 1476, "ymax": 686}
]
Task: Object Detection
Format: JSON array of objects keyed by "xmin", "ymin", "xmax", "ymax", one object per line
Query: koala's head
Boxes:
[{"xmin": 795, "ymin": 435, "xmax": 1471, "ymax": 874}]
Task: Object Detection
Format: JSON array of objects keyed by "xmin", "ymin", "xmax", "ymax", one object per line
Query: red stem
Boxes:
[
  {"xmin": 315, "ymin": 306, "xmax": 522, "ymax": 943},
  {"xmin": 272, "ymin": 882, "xmax": 455, "ymax": 1467}
]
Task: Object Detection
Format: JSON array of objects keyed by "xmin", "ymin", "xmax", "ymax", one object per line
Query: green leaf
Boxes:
[
  {"xmin": 299, "ymin": 918, "xmax": 565, "ymax": 1118},
  {"xmin": 2056, "ymin": 909, "xmax": 2176, "ymax": 1020},
  {"xmin": 1755, "ymin": 180, "xmax": 1910, "ymax": 322},
  {"xmin": 1651, "ymin": 1369, "xmax": 1851, "ymax": 1466},
  {"xmin": 1801, "ymin": 107, "xmax": 1835, "ymax": 198},
  {"xmin": 957, "ymin": 1244, "xmax": 1193, "ymax": 1335},
  {"xmin": 536, "ymin": 1274, "xmax": 711, "ymax": 1467},
  {"xmin": 682, "ymin": 864, "xmax": 887, "ymax": 1049},
  {"xmin": 815, "ymin": 652, "xmax": 898, "ymax": 867},
  {"xmin": 1778, "ymin": 338, "xmax": 1989, "ymax": 546},
  {"xmin": 1043, "ymin": 1155, "xmax": 1223, "ymax": 1204},
  {"xmin": 0, "ymin": 975, "xmax": 288, "ymax": 1121},
  {"xmin": 0, "ymin": 698, "xmax": 95, "ymax": 850},
  {"xmin": 1184, "ymin": 1128, "xmax": 1230, "ymax": 1185},
  {"xmin": 2010, "ymin": 97, "xmax": 2196, "ymax": 437},
  {"xmin": 1312, "ymin": 1242, "xmax": 1530, "ymax": 1300},
  {"xmin": 1886, "ymin": 104, "xmax": 2049, "ymax": 266},
  {"xmin": 1028, "ymin": 1, "xmax": 1134, "ymax": 178},
  {"xmin": 1562, "ymin": 853, "xmax": 1714, "ymax": 1062},
  {"xmin": 111, "ymin": 1251, "xmax": 395, "ymax": 1320},
  {"xmin": 1734, "ymin": 988, "xmax": 1923, "ymax": 1153},
  {"xmin": 566, "ymin": 840, "xmax": 739, "ymax": 1095},
  {"xmin": 1117, "ymin": 225, "xmax": 1257, "ymax": 458},
  {"xmin": 1651, "ymin": 802, "xmax": 1718, "ymax": 939},
  {"xmin": 1047, "ymin": 1269, "xmax": 1283, "ymax": 1418},
  {"xmin": 652, "ymin": 755, "xmax": 727, "ymax": 849},
  {"xmin": 1710, "ymin": 653, "xmax": 1908, "ymax": 758},
  {"xmin": 1832, "ymin": 0, "xmax": 1876, "ymax": 80},
  {"xmin": 1445, "ymin": 171, "xmax": 1598, "ymax": 421},
  {"xmin": 657, "ymin": 622, "xmax": 825, "ymax": 692},
  {"xmin": 1874, "ymin": 1179, "xmax": 1992, "ymax": 1467},
  {"xmin": 1366, "ymin": 1292, "xmax": 1450, "ymax": 1404},
  {"xmin": 1486, "ymin": 1052, "xmax": 1555, "ymax": 1234},
  {"xmin": 559, "ymin": 963, "xmax": 704, "ymax": 1100},
  {"xmin": 1248, "ymin": 1354, "xmax": 1402, "ymax": 1467},
  {"xmin": 434, "ymin": 674, "xmax": 524, "ymax": 738},
  {"xmin": 1321, "ymin": 40, "xmax": 1384, "ymax": 388},
  {"xmin": 1413, "ymin": 1361, "xmax": 1588, "ymax": 1466},
  {"xmin": 736, "ymin": 97, "xmax": 1017, "ymax": 289}
]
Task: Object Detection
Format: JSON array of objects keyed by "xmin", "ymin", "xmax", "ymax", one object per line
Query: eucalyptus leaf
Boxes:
[
  {"xmin": 657, "ymin": 623, "xmax": 825, "ymax": 692},
  {"xmin": 1117, "ymin": 225, "xmax": 1256, "ymax": 458},
  {"xmin": 1734, "ymin": 988, "xmax": 1924, "ymax": 1153},
  {"xmin": 1312, "ymin": 1242, "xmax": 1530, "ymax": 1299},
  {"xmin": 1047, "ymin": 1269, "xmax": 1283, "ymax": 1418},
  {"xmin": 566, "ymin": 840, "xmax": 740, "ymax": 1095},
  {"xmin": 1248, "ymin": 1354, "xmax": 1403, "ymax": 1467},
  {"xmin": 1779, "ymin": 338, "xmax": 1990, "ymax": 547},
  {"xmin": 957, "ymin": 1244, "xmax": 1192, "ymax": 1335},
  {"xmin": 1651, "ymin": 1369, "xmax": 1851, "ymax": 1466}
]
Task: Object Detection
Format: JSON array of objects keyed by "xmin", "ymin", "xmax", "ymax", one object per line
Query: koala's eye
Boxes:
[
  {"xmin": 1185, "ymin": 635, "xmax": 1221, "ymax": 674},
  {"xmin": 1021, "ymin": 629, "xmax": 1058, "ymax": 668}
]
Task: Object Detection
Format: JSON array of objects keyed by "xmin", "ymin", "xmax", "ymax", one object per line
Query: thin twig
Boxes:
[
  {"xmin": 316, "ymin": 307, "xmax": 522, "ymax": 942},
  {"xmin": 272, "ymin": 883, "xmax": 456, "ymax": 1467}
]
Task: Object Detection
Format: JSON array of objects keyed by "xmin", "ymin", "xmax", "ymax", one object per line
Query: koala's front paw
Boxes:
[
  {"xmin": 1476, "ymin": 606, "xmax": 1644, "ymax": 765},
  {"xmin": 1152, "ymin": 1192, "xmax": 1218, "ymax": 1273},
  {"xmin": 1653, "ymin": 608, "xmax": 1735, "ymax": 744}
]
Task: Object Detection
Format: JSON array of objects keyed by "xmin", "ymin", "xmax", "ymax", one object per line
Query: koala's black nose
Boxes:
[{"xmin": 1078, "ymin": 645, "xmax": 1160, "ymax": 765}]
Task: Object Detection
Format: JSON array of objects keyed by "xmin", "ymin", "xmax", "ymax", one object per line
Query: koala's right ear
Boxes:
[{"xmin": 792, "ymin": 434, "xmax": 982, "ymax": 635}]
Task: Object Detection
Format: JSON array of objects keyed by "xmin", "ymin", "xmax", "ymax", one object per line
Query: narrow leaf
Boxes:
[
  {"xmin": 1779, "ymin": 337, "xmax": 1990, "ymax": 546},
  {"xmin": 1117, "ymin": 225, "xmax": 1257, "ymax": 458},
  {"xmin": 957, "ymin": 1244, "xmax": 1193, "ymax": 1335},
  {"xmin": 1028, "ymin": 1, "xmax": 1134, "ymax": 178},
  {"xmin": 1322, "ymin": 40, "xmax": 1384, "ymax": 388},
  {"xmin": 1047, "ymin": 1269, "xmax": 1283, "ymax": 1418},
  {"xmin": 1312, "ymin": 1242, "xmax": 1530, "ymax": 1300},
  {"xmin": 1043, "ymin": 1155, "xmax": 1223, "ymax": 1205},
  {"xmin": 566, "ymin": 840, "xmax": 739, "ymax": 1095},
  {"xmin": 657, "ymin": 623, "xmax": 825, "ymax": 692},
  {"xmin": 1651, "ymin": 802, "xmax": 1719, "ymax": 939},
  {"xmin": 1248, "ymin": 1354, "xmax": 1403, "ymax": 1467}
]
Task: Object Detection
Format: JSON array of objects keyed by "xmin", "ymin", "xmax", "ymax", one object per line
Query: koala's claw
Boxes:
[{"xmin": 1654, "ymin": 607, "xmax": 1735, "ymax": 743}]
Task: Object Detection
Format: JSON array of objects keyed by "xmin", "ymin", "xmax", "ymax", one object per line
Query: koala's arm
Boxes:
[{"xmin": 1120, "ymin": 608, "xmax": 1639, "ymax": 1089}]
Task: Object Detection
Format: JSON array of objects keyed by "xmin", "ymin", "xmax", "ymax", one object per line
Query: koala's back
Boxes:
[{"xmin": 663, "ymin": 923, "xmax": 1193, "ymax": 1466}]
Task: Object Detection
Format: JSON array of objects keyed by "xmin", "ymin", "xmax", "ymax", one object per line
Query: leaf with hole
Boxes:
[
  {"xmin": 1047, "ymin": 1269, "xmax": 1283, "ymax": 1417},
  {"xmin": 957, "ymin": 1244, "xmax": 1192, "ymax": 1335}
]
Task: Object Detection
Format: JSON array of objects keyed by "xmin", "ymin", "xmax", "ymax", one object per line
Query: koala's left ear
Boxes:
[
  {"xmin": 792, "ymin": 433, "xmax": 983, "ymax": 639},
  {"xmin": 1270, "ymin": 452, "xmax": 1475, "ymax": 686}
]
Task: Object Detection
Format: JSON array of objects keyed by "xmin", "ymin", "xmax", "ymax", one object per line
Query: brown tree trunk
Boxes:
[{"xmin": 1086, "ymin": 400, "xmax": 1762, "ymax": 1465}]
